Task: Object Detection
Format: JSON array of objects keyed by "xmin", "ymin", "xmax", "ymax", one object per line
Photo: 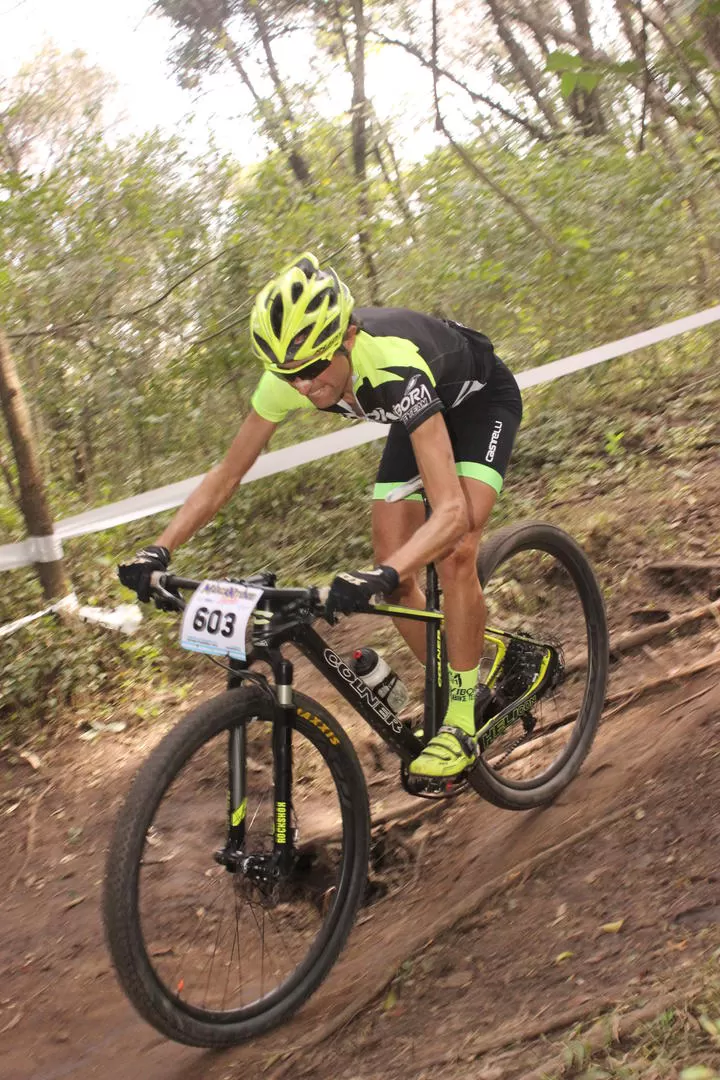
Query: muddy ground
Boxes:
[{"xmin": 1, "ymin": 473, "xmax": 719, "ymax": 1080}]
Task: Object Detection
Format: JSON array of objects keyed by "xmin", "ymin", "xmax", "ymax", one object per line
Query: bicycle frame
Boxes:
[
  {"xmin": 216, "ymin": 552, "xmax": 446, "ymax": 871},
  {"xmin": 170, "ymin": 533, "xmax": 558, "ymax": 871}
]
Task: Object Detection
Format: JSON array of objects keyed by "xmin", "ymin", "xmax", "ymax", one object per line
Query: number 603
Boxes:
[{"xmin": 192, "ymin": 606, "xmax": 237, "ymax": 637}]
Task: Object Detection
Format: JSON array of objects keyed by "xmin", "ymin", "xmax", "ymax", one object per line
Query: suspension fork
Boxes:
[
  {"xmin": 271, "ymin": 656, "xmax": 295, "ymax": 875},
  {"xmin": 221, "ymin": 655, "xmax": 295, "ymax": 875},
  {"xmin": 226, "ymin": 658, "xmax": 249, "ymax": 852}
]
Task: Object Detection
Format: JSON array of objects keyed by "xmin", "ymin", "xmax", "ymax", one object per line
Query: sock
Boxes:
[{"xmin": 444, "ymin": 665, "xmax": 479, "ymax": 736}]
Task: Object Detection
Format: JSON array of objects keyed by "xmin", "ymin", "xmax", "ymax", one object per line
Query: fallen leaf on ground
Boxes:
[{"xmin": 63, "ymin": 895, "xmax": 86, "ymax": 911}]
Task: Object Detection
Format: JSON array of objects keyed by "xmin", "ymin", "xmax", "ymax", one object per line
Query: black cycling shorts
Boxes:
[{"xmin": 373, "ymin": 357, "xmax": 522, "ymax": 499}]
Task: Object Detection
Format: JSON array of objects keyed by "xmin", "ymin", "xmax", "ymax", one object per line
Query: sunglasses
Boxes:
[{"xmin": 276, "ymin": 356, "xmax": 332, "ymax": 383}]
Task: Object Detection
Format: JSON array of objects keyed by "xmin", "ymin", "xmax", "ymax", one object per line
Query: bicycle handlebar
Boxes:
[{"xmin": 148, "ymin": 571, "xmax": 328, "ymax": 617}]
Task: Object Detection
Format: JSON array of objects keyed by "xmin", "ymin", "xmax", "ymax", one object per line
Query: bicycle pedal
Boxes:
[{"xmin": 400, "ymin": 763, "xmax": 468, "ymax": 799}]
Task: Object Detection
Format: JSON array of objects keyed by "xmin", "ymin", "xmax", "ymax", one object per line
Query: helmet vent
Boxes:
[
  {"xmin": 269, "ymin": 293, "xmax": 285, "ymax": 337},
  {"xmin": 306, "ymin": 285, "xmax": 335, "ymax": 313},
  {"xmin": 290, "ymin": 281, "xmax": 303, "ymax": 303},
  {"xmin": 295, "ymin": 256, "xmax": 316, "ymax": 278},
  {"xmin": 253, "ymin": 333, "xmax": 276, "ymax": 363},
  {"xmin": 314, "ymin": 314, "xmax": 340, "ymax": 345}
]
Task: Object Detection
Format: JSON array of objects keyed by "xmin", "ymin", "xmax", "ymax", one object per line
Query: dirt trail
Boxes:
[{"xmin": 2, "ymin": 614, "xmax": 719, "ymax": 1080}]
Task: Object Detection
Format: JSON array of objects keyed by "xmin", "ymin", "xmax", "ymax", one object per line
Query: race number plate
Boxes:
[{"xmin": 180, "ymin": 580, "xmax": 264, "ymax": 660}]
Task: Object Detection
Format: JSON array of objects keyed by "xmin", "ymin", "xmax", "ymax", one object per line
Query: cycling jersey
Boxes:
[
  {"xmin": 251, "ymin": 307, "xmax": 507, "ymax": 435},
  {"xmin": 250, "ymin": 306, "xmax": 522, "ymax": 495}
]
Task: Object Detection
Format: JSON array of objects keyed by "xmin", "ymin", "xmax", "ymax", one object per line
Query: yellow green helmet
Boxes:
[{"xmin": 250, "ymin": 252, "xmax": 354, "ymax": 372}]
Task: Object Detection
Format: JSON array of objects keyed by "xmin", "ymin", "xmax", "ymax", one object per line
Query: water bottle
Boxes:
[{"xmin": 350, "ymin": 647, "xmax": 409, "ymax": 715}]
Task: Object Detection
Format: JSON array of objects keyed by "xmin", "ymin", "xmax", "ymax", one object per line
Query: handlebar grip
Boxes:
[{"xmin": 148, "ymin": 571, "xmax": 186, "ymax": 612}]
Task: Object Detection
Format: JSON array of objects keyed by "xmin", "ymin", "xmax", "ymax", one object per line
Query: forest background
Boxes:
[{"xmin": 0, "ymin": 0, "xmax": 718, "ymax": 738}]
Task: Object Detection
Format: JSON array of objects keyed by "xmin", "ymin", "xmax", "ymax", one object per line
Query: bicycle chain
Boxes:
[{"xmin": 489, "ymin": 726, "xmax": 534, "ymax": 769}]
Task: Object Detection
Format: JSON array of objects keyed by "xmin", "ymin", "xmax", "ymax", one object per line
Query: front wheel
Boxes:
[
  {"xmin": 470, "ymin": 522, "xmax": 609, "ymax": 810},
  {"xmin": 103, "ymin": 685, "xmax": 370, "ymax": 1047}
]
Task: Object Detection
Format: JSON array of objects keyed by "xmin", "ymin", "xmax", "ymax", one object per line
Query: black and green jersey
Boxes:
[{"xmin": 250, "ymin": 307, "xmax": 499, "ymax": 435}]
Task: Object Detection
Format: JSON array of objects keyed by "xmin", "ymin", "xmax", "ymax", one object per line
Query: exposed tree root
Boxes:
[
  {"xmin": 565, "ymin": 599, "xmax": 720, "ymax": 674},
  {"xmin": 494, "ymin": 649, "xmax": 720, "ymax": 767},
  {"xmin": 10, "ymin": 782, "xmax": 53, "ymax": 890},
  {"xmin": 419, "ymin": 995, "xmax": 621, "ymax": 1070},
  {"xmin": 646, "ymin": 559, "xmax": 720, "ymax": 574},
  {"xmin": 303, "ymin": 651, "xmax": 720, "ymax": 851},
  {"xmin": 267, "ymin": 803, "xmax": 641, "ymax": 1080},
  {"xmin": 606, "ymin": 600, "xmax": 720, "ymax": 659}
]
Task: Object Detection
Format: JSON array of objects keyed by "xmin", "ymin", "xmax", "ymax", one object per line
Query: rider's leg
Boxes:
[
  {"xmin": 372, "ymin": 476, "xmax": 497, "ymax": 670},
  {"xmin": 372, "ymin": 495, "xmax": 428, "ymax": 663},
  {"xmin": 409, "ymin": 478, "xmax": 497, "ymax": 777},
  {"xmin": 439, "ymin": 478, "xmax": 497, "ymax": 671},
  {"xmin": 372, "ymin": 423, "xmax": 432, "ymax": 661}
]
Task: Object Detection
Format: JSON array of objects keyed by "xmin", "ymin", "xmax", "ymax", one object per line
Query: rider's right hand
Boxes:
[{"xmin": 118, "ymin": 545, "xmax": 171, "ymax": 602}]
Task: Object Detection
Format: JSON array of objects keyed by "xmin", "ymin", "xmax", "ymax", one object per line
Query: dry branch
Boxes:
[{"xmin": 524, "ymin": 992, "xmax": 678, "ymax": 1079}]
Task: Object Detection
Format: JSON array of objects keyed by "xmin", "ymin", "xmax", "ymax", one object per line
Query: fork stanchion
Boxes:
[{"xmin": 273, "ymin": 657, "xmax": 295, "ymax": 873}]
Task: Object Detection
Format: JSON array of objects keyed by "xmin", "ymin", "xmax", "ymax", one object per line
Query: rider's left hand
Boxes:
[{"xmin": 325, "ymin": 565, "xmax": 399, "ymax": 624}]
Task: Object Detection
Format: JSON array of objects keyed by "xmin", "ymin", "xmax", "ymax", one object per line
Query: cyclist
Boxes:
[{"xmin": 119, "ymin": 252, "xmax": 522, "ymax": 778}]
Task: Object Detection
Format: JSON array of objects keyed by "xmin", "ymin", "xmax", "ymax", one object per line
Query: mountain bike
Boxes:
[{"xmin": 103, "ymin": 486, "xmax": 609, "ymax": 1048}]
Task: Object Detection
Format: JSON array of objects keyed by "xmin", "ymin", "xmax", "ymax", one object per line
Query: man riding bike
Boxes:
[{"xmin": 119, "ymin": 252, "xmax": 523, "ymax": 778}]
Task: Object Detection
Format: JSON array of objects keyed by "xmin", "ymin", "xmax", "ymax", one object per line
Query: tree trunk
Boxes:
[
  {"xmin": 0, "ymin": 329, "xmax": 70, "ymax": 600},
  {"xmin": 370, "ymin": 30, "xmax": 551, "ymax": 142},
  {"xmin": 699, "ymin": 8, "xmax": 720, "ymax": 66},
  {"xmin": 248, "ymin": 2, "xmax": 316, "ymax": 188},
  {"xmin": 333, "ymin": 0, "xmax": 380, "ymax": 303},
  {"xmin": 372, "ymin": 132, "xmax": 417, "ymax": 242},
  {"xmin": 486, "ymin": 0, "xmax": 561, "ymax": 130},
  {"xmin": 218, "ymin": 33, "xmax": 316, "ymax": 189},
  {"xmin": 566, "ymin": 0, "xmax": 608, "ymax": 135},
  {"xmin": 431, "ymin": 1, "xmax": 562, "ymax": 256}
]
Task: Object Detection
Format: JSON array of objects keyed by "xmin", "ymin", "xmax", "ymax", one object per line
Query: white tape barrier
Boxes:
[
  {"xmin": 1, "ymin": 303, "xmax": 718, "ymax": 575},
  {"xmin": 0, "ymin": 591, "xmax": 144, "ymax": 642},
  {"xmin": 0, "ymin": 592, "xmax": 79, "ymax": 640}
]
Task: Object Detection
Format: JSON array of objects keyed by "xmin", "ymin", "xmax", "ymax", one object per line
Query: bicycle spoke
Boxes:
[
  {"xmin": 472, "ymin": 525, "xmax": 607, "ymax": 805},
  {"xmin": 135, "ymin": 719, "xmax": 348, "ymax": 1017},
  {"xmin": 104, "ymin": 683, "xmax": 369, "ymax": 1046}
]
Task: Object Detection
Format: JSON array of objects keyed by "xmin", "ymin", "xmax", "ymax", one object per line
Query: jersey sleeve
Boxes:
[
  {"xmin": 355, "ymin": 335, "xmax": 444, "ymax": 434},
  {"xmin": 386, "ymin": 368, "xmax": 444, "ymax": 434},
  {"xmin": 250, "ymin": 371, "xmax": 315, "ymax": 424}
]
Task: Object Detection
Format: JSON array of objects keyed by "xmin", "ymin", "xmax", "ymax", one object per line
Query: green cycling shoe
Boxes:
[{"xmin": 408, "ymin": 724, "xmax": 477, "ymax": 778}]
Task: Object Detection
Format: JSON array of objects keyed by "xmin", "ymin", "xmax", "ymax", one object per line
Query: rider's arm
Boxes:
[
  {"xmin": 155, "ymin": 409, "xmax": 277, "ymax": 554},
  {"xmin": 385, "ymin": 413, "xmax": 469, "ymax": 580}
]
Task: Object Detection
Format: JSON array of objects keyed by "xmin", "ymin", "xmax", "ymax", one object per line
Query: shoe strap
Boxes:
[{"xmin": 437, "ymin": 725, "xmax": 477, "ymax": 759}]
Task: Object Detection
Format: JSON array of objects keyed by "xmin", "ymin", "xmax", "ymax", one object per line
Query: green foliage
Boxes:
[{"xmin": 1, "ymin": 29, "xmax": 719, "ymax": 739}]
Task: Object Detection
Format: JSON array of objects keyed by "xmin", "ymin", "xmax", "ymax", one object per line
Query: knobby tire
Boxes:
[{"xmin": 103, "ymin": 685, "xmax": 370, "ymax": 1047}]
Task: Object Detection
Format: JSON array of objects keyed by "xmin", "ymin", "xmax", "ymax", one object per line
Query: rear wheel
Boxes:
[
  {"xmin": 470, "ymin": 522, "xmax": 609, "ymax": 810},
  {"xmin": 103, "ymin": 685, "xmax": 370, "ymax": 1047}
]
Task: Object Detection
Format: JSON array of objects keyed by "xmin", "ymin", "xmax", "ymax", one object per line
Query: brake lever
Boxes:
[{"xmin": 153, "ymin": 583, "xmax": 185, "ymax": 612}]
